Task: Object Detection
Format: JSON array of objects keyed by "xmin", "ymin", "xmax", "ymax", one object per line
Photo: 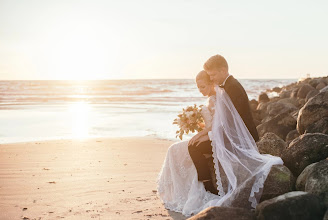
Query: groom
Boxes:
[{"xmin": 188, "ymin": 54, "xmax": 259, "ymax": 194}]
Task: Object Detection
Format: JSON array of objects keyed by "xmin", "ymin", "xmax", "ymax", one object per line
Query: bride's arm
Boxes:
[{"xmin": 188, "ymin": 126, "xmax": 211, "ymax": 145}]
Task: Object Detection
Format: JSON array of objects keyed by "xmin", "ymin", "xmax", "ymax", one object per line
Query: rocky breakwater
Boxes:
[{"xmin": 189, "ymin": 76, "xmax": 328, "ymax": 220}]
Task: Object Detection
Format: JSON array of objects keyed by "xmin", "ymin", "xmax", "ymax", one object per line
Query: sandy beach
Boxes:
[{"xmin": 0, "ymin": 137, "xmax": 187, "ymax": 220}]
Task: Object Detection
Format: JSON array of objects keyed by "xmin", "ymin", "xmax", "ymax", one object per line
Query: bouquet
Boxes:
[{"xmin": 173, "ymin": 104, "xmax": 205, "ymax": 140}]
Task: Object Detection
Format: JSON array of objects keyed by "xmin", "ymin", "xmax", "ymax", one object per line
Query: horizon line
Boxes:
[{"xmin": 0, "ymin": 77, "xmax": 304, "ymax": 81}]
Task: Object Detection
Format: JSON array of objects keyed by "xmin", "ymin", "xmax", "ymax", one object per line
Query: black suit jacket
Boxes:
[{"xmin": 223, "ymin": 76, "xmax": 259, "ymax": 142}]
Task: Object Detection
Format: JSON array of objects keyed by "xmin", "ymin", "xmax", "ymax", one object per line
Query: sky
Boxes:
[{"xmin": 0, "ymin": 0, "xmax": 327, "ymax": 80}]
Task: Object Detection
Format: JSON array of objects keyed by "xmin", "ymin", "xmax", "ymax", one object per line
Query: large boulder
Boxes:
[
  {"xmin": 279, "ymin": 89, "xmax": 292, "ymax": 99},
  {"xmin": 249, "ymin": 99, "xmax": 258, "ymax": 112},
  {"xmin": 260, "ymin": 165, "xmax": 295, "ymax": 202},
  {"xmin": 256, "ymin": 101, "xmax": 272, "ymax": 119},
  {"xmin": 282, "ymin": 133, "xmax": 328, "ymax": 176},
  {"xmin": 309, "ymin": 78, "xmax": 321, "ymax": 88},
  {"xmin": 291, "ymin": 88, "xmax": 299, "ymax": 98},
  {"xmin": 266, "ymin": 102, "xmax": 298, "ymax": 116},
  {"xmin": 297, "ymin": 91, "xmax": 328, "ymax": 134},
  {"xmin": 321, "ymin": 85, "xmax": 328, "ymax": 93},
  {"xmin": 305, "ymin": 117, "xmax": 328, "ymax": 135},
  {"xmin": 304, "ymin": 159, "xmax": 328, "ymax": 206},
  {"xmin": 295, "ymin": 162, "xmax": 317, "ymax": 191},
  {"xmin": 216, "ymin": 164, "xmax": 295, "ymax": 209},
  {"xmin": 305, "ymin": 89, "xmax": 319, "ymax": 102},
  {"xmin": 258, "ymin": 93, "xmax": 270, "ymax": 103},
  {"xmin": 317, "ymin": 82, "xmax": 327, "ymax": 90},
  {"xmin": 298, "ymin": 98, "xmax": 306, "ymax": 108},
  {"xmin": 188, "ymin": 207, "xmax": 255, "ymax": 220},
  {"xmin": 285, "ymin": 129, "xmax": 299, "ymax": 144},
  {"xmin": 256, "ymin": 132, "xmax": 287, "ymax": 157},
  {"xmin": 257, "ymin": 112, "xmax": 297, "ymax": 140},
  {"xmin": 324, "ymin": 210, "xmax": 328, "ymax": 220},
  {"xmin": 297, "ymin": 84, "xmax": 315, "ymax": 99},
  {"xmin": 272, "ymin": 87, "xmax": 282, "ymax": 93},
  {"xmin": 277, "ymin": 97, "xmax": 299, "ymax": 108},
  {"xmin": 255, "ymin": 191, "xmax": 326, "ymax": 220}
]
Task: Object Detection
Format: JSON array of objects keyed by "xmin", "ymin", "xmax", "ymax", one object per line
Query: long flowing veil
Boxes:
[{"xmin": 207, "ymin": 86, "xmax": 283, "ymax": 208}]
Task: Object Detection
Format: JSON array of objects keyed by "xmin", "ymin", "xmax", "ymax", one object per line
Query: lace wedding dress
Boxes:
[
  {"xmin": 157, "ymin": 86, "xmax": 283, "ymax": 217},
  {"xmin": 157, "ymin": 95, "xmax": 219, "ymax": 216}
]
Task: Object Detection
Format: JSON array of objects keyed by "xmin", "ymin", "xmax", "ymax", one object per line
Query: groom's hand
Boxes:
[{"xmin": 195, "ymin": 135, "xmax": 209, "ymax": 147}]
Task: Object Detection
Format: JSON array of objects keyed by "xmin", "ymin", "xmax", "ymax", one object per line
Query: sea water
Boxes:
[{"xmin": 0, "ymin": 79, "xmax": 296, "ymax": 144}]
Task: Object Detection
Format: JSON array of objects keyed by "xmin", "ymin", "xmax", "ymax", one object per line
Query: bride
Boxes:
[
  {"xmin": 157, "ymin": 70, "xmax": 220, "ymax": 216},
  {"xmin": 157, "ymin": 70, "xmax": 283, "ymax": 217}
]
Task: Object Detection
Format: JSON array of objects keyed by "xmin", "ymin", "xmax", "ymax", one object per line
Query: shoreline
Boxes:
[{"xmin": 0, "ymin": 135, "xmax": 176, "ymax": 145}]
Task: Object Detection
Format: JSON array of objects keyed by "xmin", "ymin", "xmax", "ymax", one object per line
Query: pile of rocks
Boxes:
[{"xmin": 189, "ymin": 76, "xmax": 328, "ymax": 220}]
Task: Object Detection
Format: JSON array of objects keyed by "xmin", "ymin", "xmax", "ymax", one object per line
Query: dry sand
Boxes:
[{"xmin": 0, "ymin": 137, "xmax": 187, "ymax": 220}]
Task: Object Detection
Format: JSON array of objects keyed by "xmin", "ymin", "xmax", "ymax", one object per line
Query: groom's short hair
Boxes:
[{"xmin": 204, "ymin": 54, "xmax": 228, "ymax": 71}]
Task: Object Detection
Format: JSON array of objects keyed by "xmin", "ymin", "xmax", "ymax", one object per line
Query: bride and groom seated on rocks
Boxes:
[{"xmin": 157, "ymin": 54, "xmax": 283, "ymax": 217}]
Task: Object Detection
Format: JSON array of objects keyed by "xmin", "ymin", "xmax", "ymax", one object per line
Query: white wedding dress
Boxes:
[
  {"xmin": 157, "ymin": 95, "xmax": 219, "ymax": 216},
  {"xmin": 157, "ymin": 86, "xmax": 283, "ymax": 217}
]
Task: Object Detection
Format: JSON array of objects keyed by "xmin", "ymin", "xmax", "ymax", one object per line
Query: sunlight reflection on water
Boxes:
[{"xmin": 68, "ymin": 101, "xmax": 91, "ymax": 139}]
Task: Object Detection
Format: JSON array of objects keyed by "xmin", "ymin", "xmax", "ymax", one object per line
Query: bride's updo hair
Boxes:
[
  {"xmin": 204, "ymin": 54, "xmax": 229, "ymax": 71},
  {"xmin": 196, "ymin": 70, "xmax": 211, "ymax": 84}
]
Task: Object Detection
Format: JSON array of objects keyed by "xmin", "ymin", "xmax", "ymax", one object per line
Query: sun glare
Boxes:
[{"xmin": 68, "ymin": 101, "xmax": 90, "ymax": 139}]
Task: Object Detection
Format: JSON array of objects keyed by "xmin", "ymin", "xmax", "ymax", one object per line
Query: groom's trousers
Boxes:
[
  {"xmin": 188, "ymin": 139, "xmax": 218, "ymax": 194},
  {"xmin": 188, "ymin": 140, "xmax": 213, "ymax": 181}
]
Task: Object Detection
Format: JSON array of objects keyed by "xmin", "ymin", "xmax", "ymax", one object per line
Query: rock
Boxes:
[
  {"xmin": 277, "ymin": 97, "xmax": 299, "ymax": 107},
  {"xmin": 257, "ymin": 112, "xmax": 297, "ymax": 140},
  {"xmin": 249, "ymin": 99, "xmax": 258, "ymax": 106},
  {"xmin": 316, "ymin": 82, "xmax": 327, "ymax": 90},
  {"xmin": 285, "ymin": 129, "xmax": 299, "ymax": 144},
  {"xmin": 255, "ymin": 191, "xmax": 326, "ymax": 220},
  {"xmin": 298, "ymin": 98, "xmax": 306, "ymax": 108},
  {"xmin": 291, "ymin": 88, "xmax": 299, "ymax": 98},
  {"xmin": 305, "ymin": 89, "xmax": 319, "ymax": 102},
  {"xmin": 261, "ymin": 115, "xmax": 274, "ymax": 123},
  {"xmin": 324, "ymin": 210, "xmax": 328, "ymax": 220},
  {"xmin": 260, "ymin": 165, "xmax": 295, "ymax": 202},
  {"xmin": 305, "ymin": 117, "xmax": 328, "ymax": 135},
  {"xmin": 256, "ymin": 101, "xmax": 272, "ymax": 119},
  {"xmin": 321, "ymin": 85, "xmax": 328, "ymax": 93},
  {"xmin": 188, "ymin": 206, "xmax": 255, "ymax": 220},
  {"xmin": 290, "ymin": 110, "xmax": 299, "ymax": 121},
  {"xmin": 250, "ymin": 103, "xmax": 258, "ymax": 112},
  {"xmin": 256, "ymin": 133, "xmax": 287, "ymax": 157},
  {"xmin": 309, "ymin": 78, "xmax": 320, "ymax": 88},
  {"xmin": 297, "ymin": 91, "xmax": 328, "ymax": 134},
  {"xmin": 272, "ymin": 87, "xmax": 282, "ymax": 93},
  {"xmin": 297, "ymin": 84, "xmax": 315, "ymax": 99},
  {"xmin": 295, "ymin": 162, "xmax": 317, "ymax": 191},
  {"xmin": 282, "ymin": 133, "xmax": 328, "ymax": 176},
  {"xmin": 279, "ymin": 90, "xmax": 292, "ymax": 99},
  {"xmin": 305, "ymin": 159, "xmax": 328, "ymax": 206},
  {"xmin": 258, "ymin": 93, "xmax": 270, "ymax": 103},
  {"xmin": 252, "ymin": 110, "xmax": 262, "ymax": 122},
  {"xmin": 266, "ymin": 102, "xmax": 298, "ymax": 116},
  {"xmin": 253, "ymin": 118, "xmax": 261, "ymax": 127}
]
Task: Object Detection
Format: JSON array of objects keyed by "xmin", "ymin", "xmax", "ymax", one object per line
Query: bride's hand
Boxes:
[
  {"xmin": 195, "ymin": 135, "xmax": 210, "ymax": 147},
  {"xmin": 188, "ymin": 133, "xmax": 202, "ymax": 146}
]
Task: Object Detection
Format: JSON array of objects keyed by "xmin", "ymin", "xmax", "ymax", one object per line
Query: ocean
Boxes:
[{"xmin": 0, "ymin": 79, "xmax": 296, "ymax": 144}]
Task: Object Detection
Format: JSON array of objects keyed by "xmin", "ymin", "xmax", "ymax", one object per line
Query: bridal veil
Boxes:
[{"xmin": 207, "ymin": 86, "xmax": 283, "ymax": 208}]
